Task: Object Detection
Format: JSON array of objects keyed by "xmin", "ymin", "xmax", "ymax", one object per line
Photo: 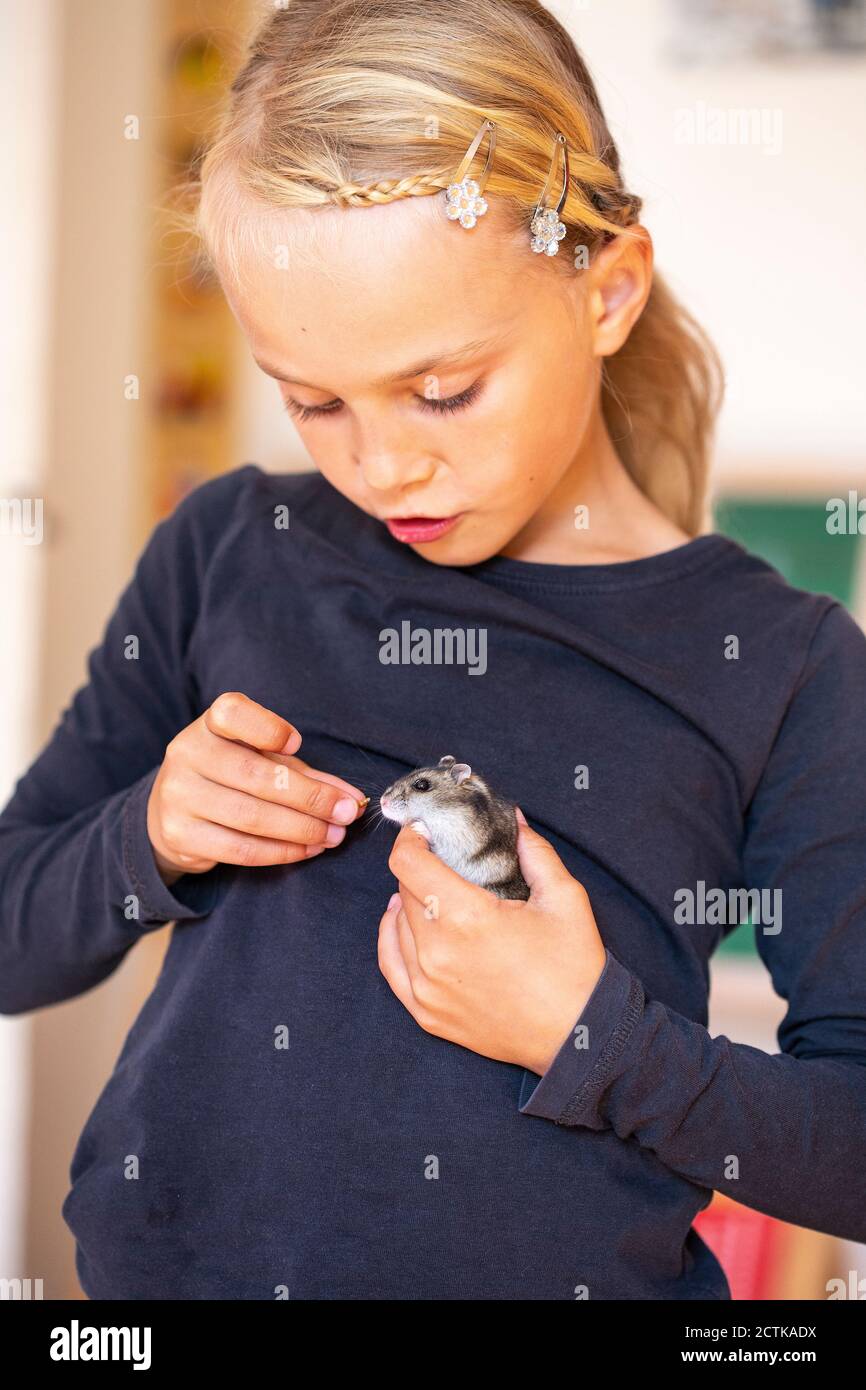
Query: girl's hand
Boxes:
[
  {"xmin": 147, "ymin": 691, "xmax": 368, "ymax": 885},
  {"xmin": 378, "ymin": 808, "xmax": 607, "ymax": 1077}
]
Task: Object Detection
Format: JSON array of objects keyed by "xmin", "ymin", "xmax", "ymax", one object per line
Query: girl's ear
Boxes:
[{"xmin": 588, "ymin": 225, "xmax": 653, "ymax": 356}]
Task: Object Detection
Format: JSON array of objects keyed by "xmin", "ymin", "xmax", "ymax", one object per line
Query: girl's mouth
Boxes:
[{"xmin": 385, "ymin": 514, "xmax": 463, "ymax": 543}]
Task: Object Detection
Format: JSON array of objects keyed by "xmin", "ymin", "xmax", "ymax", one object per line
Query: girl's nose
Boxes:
[
  {"xmin": 358, "ymin": 450, "xmax": 436, "ymax": 494},
  {"xmin": 353, "ymin": 412, "xmax": 437, "ymax": 493}
]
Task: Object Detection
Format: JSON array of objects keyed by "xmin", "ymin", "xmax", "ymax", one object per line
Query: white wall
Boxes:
[
  {"xmin": 0, "ymin": 0, "xmax": 59, "ymax": 1286},
  {"xmin": 555, "ymin": 0, "xmax": 866, "ymax": 489}
]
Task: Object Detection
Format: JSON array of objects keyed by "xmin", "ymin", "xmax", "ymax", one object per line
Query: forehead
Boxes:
[{"xmin": 213, "ymin": 187, "xmax": 534, "ymax": 386}]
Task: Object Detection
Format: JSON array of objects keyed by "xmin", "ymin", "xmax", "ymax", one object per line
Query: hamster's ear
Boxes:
[
  {"xmin": 437, "ymin": 755, "xmax": 455, "ymax": 768},
  {"xmin": 450, "ymin": 762, "xmax": 472, "ymax": 784}
]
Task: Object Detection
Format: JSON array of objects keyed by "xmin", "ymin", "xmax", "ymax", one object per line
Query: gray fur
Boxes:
[{"xmin": 380, "ymin": 755, "xmax": 530, "ymax": 901}]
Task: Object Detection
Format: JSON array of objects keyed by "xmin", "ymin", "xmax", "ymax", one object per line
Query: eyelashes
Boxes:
[
  {"xmin": 283, "ymin": 398, "xmax": 342, "ymax": 424},
  {"xmin": 283, "ymin": 380, "xmax": 484, "ymax": 424},
  {"xmin": 420, "ymin": 380, "xmax": 484, "ymax": 416},
  {"xmin": 283, "ymin": 397, "xmax": 340, "ymax": 422}
]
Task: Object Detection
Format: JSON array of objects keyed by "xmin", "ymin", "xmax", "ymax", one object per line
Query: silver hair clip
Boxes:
[
  {"xmin": 444, "ymin": 119, "xmax": 497, "ymax": 230},
  {"xmin": 530, "ymin": 132, "xmax": 569, "ymax": 256}
]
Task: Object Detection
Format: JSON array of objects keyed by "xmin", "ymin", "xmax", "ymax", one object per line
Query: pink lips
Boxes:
[{"xmin": 385, "ymin": 514, "xmax": 462, "ymax": 543}]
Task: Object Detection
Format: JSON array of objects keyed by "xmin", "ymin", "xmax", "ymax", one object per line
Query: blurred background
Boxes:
[{"xmin": 1, "ymin": 0, "xmax": 865, "ymax": 1300}]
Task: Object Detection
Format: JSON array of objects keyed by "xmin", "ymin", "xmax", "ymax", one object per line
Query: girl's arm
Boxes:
[
  {"xmin": 0, "ymin": 473, "xmax": 245, "ymax": 1014},
  {"xmin": 519, "ymin": 600, "xmax": 866, "ymax": 1244}
]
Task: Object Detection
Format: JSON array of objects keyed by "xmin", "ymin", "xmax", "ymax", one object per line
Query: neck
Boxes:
[{"xmin": 501, "ymin": 410, "xmax": 691, "ymax": 565}]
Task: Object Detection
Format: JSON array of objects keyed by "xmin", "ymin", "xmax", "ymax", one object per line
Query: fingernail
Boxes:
[
  {"xmin": 325, "ymin": 823, "xmax": 346, "ymax": 846},
  {"xmin": 333, "ymin": 797, "xmax": 360, "ymax": 824},
  {"xmin": 305, "ymin": 843, "xmax": 326, "ymax": 857},
  {"xmin": 387, "ymin": 892, "xmax": 402, "ymax": 911},
  {"xmin": 514, "ymin": 806, "xmax": 527, "ymax": 825}
]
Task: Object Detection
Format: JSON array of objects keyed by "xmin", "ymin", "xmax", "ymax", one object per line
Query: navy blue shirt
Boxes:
[{"xmin": 2, "ymin": 465, "xmax": 866, "ymax": 1300}]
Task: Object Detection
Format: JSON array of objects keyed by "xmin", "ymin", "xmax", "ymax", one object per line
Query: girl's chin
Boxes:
[{"xmin": 414, "ymin": 519, "xmax": 518, "ymax": 568}]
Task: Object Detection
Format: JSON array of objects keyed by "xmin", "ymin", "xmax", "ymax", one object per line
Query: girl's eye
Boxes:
[
  {"xmin": 282, "ymin": 397, "xmax": 343, "ymax": 424},
  {"xmin": 282, "ymin": 380, "xmax": 484, "ymax": 423},
  {"xmin": 418, "ymin": 380, "xmax": 484, "ymax": 415}
]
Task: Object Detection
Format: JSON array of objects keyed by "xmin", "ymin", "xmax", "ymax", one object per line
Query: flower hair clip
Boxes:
[
  {"xmin": 444, "ymin": 119, "xmax": 497, "ymax": 230},
  {"xmin": 530, "ymin": 131, "xmax": 570, "ymax": 256}
]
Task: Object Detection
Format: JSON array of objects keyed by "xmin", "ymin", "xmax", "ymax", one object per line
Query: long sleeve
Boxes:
[
  {"xmin": 0, "ymin": 474, "xmax": 242, "ymax": 1015},
  {"xmin": 518, "ymin": 600, "xmax": 866, "ymax": 1244}
]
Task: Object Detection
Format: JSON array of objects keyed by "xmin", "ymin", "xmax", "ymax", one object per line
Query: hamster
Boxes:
[{"xmin": 379, "ymin": 755, "xmax": 530, "ymax": 901}]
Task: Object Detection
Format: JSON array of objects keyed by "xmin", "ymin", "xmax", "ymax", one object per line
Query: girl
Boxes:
[{"xmin": 3, "ymin": 0, "xmax": 865, "ymax": 1301}]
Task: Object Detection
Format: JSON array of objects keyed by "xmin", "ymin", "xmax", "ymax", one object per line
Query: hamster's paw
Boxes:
[{"xmin": 410, "ymin": 819, "xmax": 432, "ymax": 842}]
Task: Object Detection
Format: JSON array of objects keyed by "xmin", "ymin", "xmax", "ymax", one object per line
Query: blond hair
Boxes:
[{"xmin": 182, "ymin": 0, "xmax": 724, "ymax": 534}]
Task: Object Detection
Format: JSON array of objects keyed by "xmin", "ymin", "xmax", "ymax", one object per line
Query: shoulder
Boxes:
[
  {"xmin": 792, "ymin": 596, "xmax": 866, "ymax": 695},
  {"xmin": 150, "ymin": 464, "xmax": 330, "ymax": 575},
  {"xmin": 700, "ymin": 535, "xmax": 866, "ymax": 757},
  {"xmin": 169, "ymin": 463, "xmax": 325, "ymax": 531},
  {"xmin": 702, "ymin": 531, "xmax": 862, "ymax": 662}
]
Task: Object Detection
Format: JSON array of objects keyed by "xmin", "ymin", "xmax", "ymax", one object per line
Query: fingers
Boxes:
[
  {"xmin": 154, "ymin": 808, "xmax": 326, "ymax": 870},
  {"xmin": 513, "ymin": 805, "xmax": 581, "ymax": 902},
  {"xmin": 387, "ymin": 823, "xmax": 489, "ymax": 923},
  {"xmin": 261, "ymin": 749, "xmax": 365, "ymax": 803},
  {"xmin": 204, "ymin": 691, "xmax": 302, "ymax": 756},
  {"xmin": 285, "ymin": 760, "xmax": 368, "ymax": 806},
  {"xmin": 393, "ymin": 895, "xmax": 421, "ymax": 976},
  {"xmin": 377, "ymin": 895, "xmax": 414, "ymax": 1007},
  {"xmin": 181, "ymin": 774, "xmax": 353, "ymax": 849},
  {"xmin": 151, "ymin": 692, "xmax": 372, "ymax": 880},
  {"xmin": 192, "ymin": 730, "xmax": 367, "ymax": 826},
  {"xmin": 377, "ymin": 893, "xmax": 422, "ymax": 1015}
]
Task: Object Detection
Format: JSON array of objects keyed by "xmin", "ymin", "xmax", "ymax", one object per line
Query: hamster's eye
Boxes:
[{"xmin": 410, "ymin": 778, "xmax": 431, "ymax": 792}]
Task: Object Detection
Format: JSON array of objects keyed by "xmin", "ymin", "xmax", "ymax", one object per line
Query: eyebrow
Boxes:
[{"xmin": 253, "ymin": 330, "xmax": 510, "ymax": 391}]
